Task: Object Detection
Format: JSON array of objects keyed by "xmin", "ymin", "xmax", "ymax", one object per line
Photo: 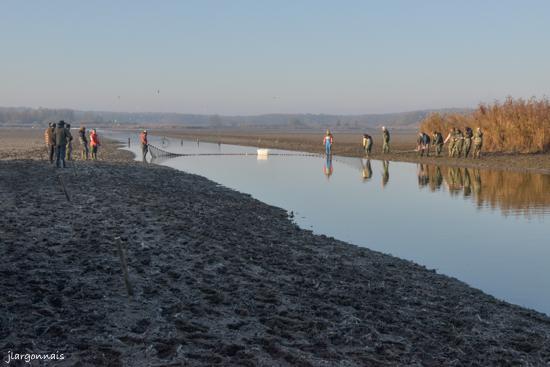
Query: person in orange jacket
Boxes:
[
  {"xmin": 139, "ymin": 130, "xmax": 148, "ymax": 161},
  {"xmin": 89, "ymin": 129, "xmax": 100, "ymax": 160}
]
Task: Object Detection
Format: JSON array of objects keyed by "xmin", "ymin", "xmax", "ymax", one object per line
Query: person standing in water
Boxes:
[
  {"xmin": 44, "ymin": 122, "xmax": 56, "ymax": 163},
  {"xmin": 90, "ymin": 129, "xmax": 100, "ymax": 160},
  {"xmin": 79, "ymin": 126, "xmax": 89, "ymax": 160},
  {"xmin": 362, "ymin": 134, "xmax": 373, "ymax": 157},
  {"xmin": 140, "ymin": 130, "xmax": 149, "ymax": 161},
  {"xmin": 452, "ymin": 128, "xmax": 464, "ymax": 158},
  {"xmin": 472, "ymin": 127, "xmax": 483, "ymax": 158},
  {"xmin": 382, "ymin": 126, "xmax": 390, "ymax": 154},
  {"xmin": 323, "ymin": 129, "xmax": 333, "ymax": 155}
]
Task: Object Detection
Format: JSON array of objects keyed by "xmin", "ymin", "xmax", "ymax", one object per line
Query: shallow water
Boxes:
[{"xmin": 107, "ymin": 132, "xmax": 550, "ymax": 315}]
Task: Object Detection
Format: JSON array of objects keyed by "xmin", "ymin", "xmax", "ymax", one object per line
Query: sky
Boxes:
[{"xmin": 1, "ymin": 0, "xmax": 549, "ymax": 115}]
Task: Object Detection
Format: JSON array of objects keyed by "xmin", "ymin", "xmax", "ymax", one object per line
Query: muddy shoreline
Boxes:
[
  {"xmin": 148, "ymin": 128, "xmax": 550, "ymax": 175},
  {"xmin": 1, "ymin": 131, "xmax": 550, "ymax": 366}
]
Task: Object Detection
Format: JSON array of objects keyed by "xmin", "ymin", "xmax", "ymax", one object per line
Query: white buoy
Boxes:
[{"xmin": 257, "ymin": 149, "xmax": 269, "ymax": 160}]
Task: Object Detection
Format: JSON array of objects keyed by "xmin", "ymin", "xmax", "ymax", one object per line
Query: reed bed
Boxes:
[{"xmin": 420, "ymin": 97, "xmax": 550, "ymax": 153}]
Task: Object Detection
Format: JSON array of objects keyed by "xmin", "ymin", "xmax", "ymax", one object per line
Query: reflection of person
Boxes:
[
  {"xmin": 463, "ymin": 168, "xmax": 472, "ymax": 196},
  {"xmin": 323, "ymin": 129, "xmax": 333, "ymax": 155},
  {"xmin": 382, "ymin": 127, "xmax": 390, "ymax": 153},
  {"xmin": 417, "ymin": 164, "xmax": 429, "ymax": 187},
  {"xmin": 361, "ymin": 158, "xmax": 372, "ymax": 181},
  {"xmin": 140, "ymin": 130, "xmax": 148, "ymax": 161},
  {"xmin": 382, "ymin": 160, "xmax": 389, "ymax": 187},
  {"xmin": 433, "ymin": 166, "xmax": 443, "ymax": 189},
  {"xmin": 362, "ymin": 134, "xmax": 373, "ymax": 157},
  {"xmin": 323, "ymin": 154, "xmax": 333, "ymax": 179},
  {"xmin": 472, "ymin": 169, "xmax": 482, "ymax": 199}
]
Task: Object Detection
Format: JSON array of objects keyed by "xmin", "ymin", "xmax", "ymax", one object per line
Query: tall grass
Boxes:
[{"xmin": 420, "ymin": 97, "xmax": 550, "ymax": 153}]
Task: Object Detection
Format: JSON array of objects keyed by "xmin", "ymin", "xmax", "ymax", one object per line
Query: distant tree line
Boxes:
[
  {"xmin": 0, "ymin": 107, "xmax": 74, "ymax": 126},
  {"xmin": 1, "ymin": 105, "xmax": 472, "ymax": 130}
]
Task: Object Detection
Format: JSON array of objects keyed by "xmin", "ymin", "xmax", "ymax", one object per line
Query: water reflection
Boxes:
[
  {"xmin": 361, "ymin": 159, "xmax": 373, "ymax": 181},
  {"xmin": 323, "ymin": 155, "xmax": 334, "ymax": 179},
  {"xmin": 415, "ymin": 164, "xmax": 550, "ymax": 215},
  {"xmin": 382, "ymin": 160, "xmax": 390, "ymax": 188},
  {"xmin": 334, "ymin": 155, "xmax": 549, "ymax": 216}
]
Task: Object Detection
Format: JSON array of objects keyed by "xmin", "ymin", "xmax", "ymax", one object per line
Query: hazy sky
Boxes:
[{"xmin": 1, "ymin": 0, "xmax": 549, "ymax": 115}]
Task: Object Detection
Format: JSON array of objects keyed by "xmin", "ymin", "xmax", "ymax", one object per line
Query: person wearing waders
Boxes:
[
  {"xmin": 463, "ymin": 127, "xmax": 473, "ymax": 158},
  {"xmin": 54, "ymin": 121, "xmax": 69, "ymax": 168},
  {"xmin": 362, "ymin": 134, "xmax": 373, "ymax": 157},
  {"xmin": 44, "ymin": 122, "xmax": 56, "ymax": 163},
  {"xmin": 79, "ymin": 127, "xmax": 89, "ymax": 160},
  {"xmin": 65, "ymin": 123, "xmax": 73, "ymax": 161},
  {"xmin": 444, "ymin": 128, "xmax": 456, "ymax": 157},
  {"xmin": 423, "ymin": 132, "xmax": 431, "ymax": 156},
  {"xmin": 472, "ymin": 127, "xmax": 483, "ymax": 158},
  {"xmin": 90, "ymin": 129, "xmax": 100, "ymax": 160},
  {"xmin": 382, "ymin": 126, "xmax": 390, "ymax": 154},
  {"xmin": 323, "ymin": 129, "xmax": 333, "ymax": 155},
  {"xmin": 452, "ymin": 128, "xmax": 464, "ymax": 158},
  {"xmin": 140, "ymin": 130, "xmax": 149, "ymax": 162},
  {"xmin": 432, "ymin": 131, "xmax": 444, "ymax": 156}
]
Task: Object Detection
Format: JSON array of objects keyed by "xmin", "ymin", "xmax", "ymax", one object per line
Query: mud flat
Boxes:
[
  {"xmin": 1, "ymin": 132, "xmax": 550, "ymax": 366},
  {"xmin": 152, "ymin": 128, "xmax": 550, "ymax": 174}
]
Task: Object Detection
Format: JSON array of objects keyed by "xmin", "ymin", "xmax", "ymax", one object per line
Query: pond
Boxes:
[{"xmin": 106, "ymin": 131, "xmax": 550, "ymax": 315}]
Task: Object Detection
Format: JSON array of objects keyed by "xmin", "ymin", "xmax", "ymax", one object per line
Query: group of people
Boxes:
[
  {"xmin": 323, "ymin": 125, "xmax": 484, "ymax": 159},
  {"xmin": 324, "ymin": 126, "xmax": 392, "ymax": 157},
  {"xmin": 44, "ymin": 121, "xmax": 100, "ymax": 168},
  {"xmin": 417, "ymin": 127, "xmax": 484, "ymax": 158}
]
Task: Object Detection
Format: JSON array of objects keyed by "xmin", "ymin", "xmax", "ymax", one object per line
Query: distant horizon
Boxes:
[{"xmin": 1, "ymin": 103, "xmax": 477, "ymax": 117}]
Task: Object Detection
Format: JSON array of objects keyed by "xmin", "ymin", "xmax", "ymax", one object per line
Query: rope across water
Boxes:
[{"xmin": 147, "ymin": 144, "xmax": 321, "ymax": 159}]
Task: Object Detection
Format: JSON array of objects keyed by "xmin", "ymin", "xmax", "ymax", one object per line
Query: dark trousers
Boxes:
[
  {"xmin": 48, "ymin": 145, "xmax": 55, "ymax": 163},
  {"xmin": 56, "ymin": 145, "xmax": 66, "ymax": 168},
  {"xmin": 142, "ymin": 144, "xmax": 149, "ymax": 161}
]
